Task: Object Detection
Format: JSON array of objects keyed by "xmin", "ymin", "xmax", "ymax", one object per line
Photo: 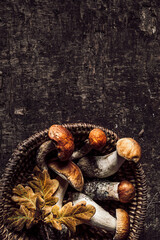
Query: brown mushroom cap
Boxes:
[
  {"xmin": 114, "ymin": 209, "xmax": 130, "ymax": 240},
  {"xmin": 89, "ymin": 128, "xmax": 107, "ymax": 151},
  {"xmin": 48, "ymin": 125, "xmax": 75, "ymax": 161},
  {"xmin": 118, "ymin": 180, "xmax": 135, "ymax": 203},
  {"xmin": 116, "ymin": 138, "xmax": 141, "ymax": 163},
  {"xmin": 48, "ymin": 160, "xmax": 84, "ymax": 191}
]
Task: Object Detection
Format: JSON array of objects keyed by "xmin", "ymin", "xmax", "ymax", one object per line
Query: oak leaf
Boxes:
[
  {"xmin": 7, "ymin": 205, "xmax": 35, "ymax": 231},
  {"xmin": 12, "ymin": 185, "xmax": 41, "ymax": 210},
  {"xmin": 28, "ymin": 166, "xmax": 59, "ymax": 206},
  {"xmin": 45, "ymin": 201, "xmax": 96, "ymax": 232}
]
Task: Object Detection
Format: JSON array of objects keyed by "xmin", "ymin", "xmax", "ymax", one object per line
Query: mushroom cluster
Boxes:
[{"xmin": 36, "ymin": 124, "xmax": 142, "ymax": 240}]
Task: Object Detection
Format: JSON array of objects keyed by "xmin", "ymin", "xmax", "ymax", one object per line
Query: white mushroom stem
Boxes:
[
  {"xmin": 54, "ymin": 176, "xmax": 69, "ymax": 208},
  {"xmin": 72, "ymin": 193, "xmax": 116, "ymax": 233},
  {"xmin": 78, "ymin": 138, "xmax": 141, "ymax": 178},
  {"xmin": 72, "ymin": 193, "xmax": 130, "ymax": 240},
  {"xmin": 83, "ymin": 180, "xmax": 135, "ymax": 203},
  {"xmin": 52, "ymin": 176, "xmax": 69, "ymax": 237},
  {"xmin": 83, "ymin": 180, "xmax": 119, "ymax": 201},
  {"xmin": 78, "ymin": 151, "xmax": 124, "ymax": 178}
]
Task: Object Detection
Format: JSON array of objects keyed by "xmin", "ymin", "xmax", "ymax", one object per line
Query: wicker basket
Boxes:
[{"xmin": 0, "ymin": 123, "xmax": 147, "ymax": 240}]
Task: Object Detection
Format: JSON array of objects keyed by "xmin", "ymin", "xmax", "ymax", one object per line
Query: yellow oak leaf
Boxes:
[
  {"xmin": 45, "ymin": 201, "xmax": 96, "ymax": 232},
  {"xmin": 28, "ymin": 166, "xmax": 59, "ymax": 206},
  {"xmin": 7, "ymin": 205, "xmax": 35, "ymax": 231},
  {"xmin": 9, "ymin": 167, "xmax": 61, "ymax": 231},
  {"xmin": 12, "ymin": 185, "xmax": 41, "ymax": 210}
]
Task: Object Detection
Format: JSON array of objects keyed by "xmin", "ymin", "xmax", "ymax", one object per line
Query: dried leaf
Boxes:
[
  {"xmin": 28, "ymin": 166, "xmax": 59, "ymax": 206},
  {"xmin": 45, "ymin": 201, "xmax": 96, "ymax": 232},
  {"xmin": 9, "ymin": 167, "xmax": 61, "ymax": 232},
  {"xmin": 12, "ymin": 185, "xmax": 40, "ymax": 210},
  {"xmin": 34, "ymin": 196, "xmax": 46, "ymax": 221},
  {"xmin": 45, "ymin": 205, "xmax": 62, "ymax": 230},
  {"xmin": 7, "ymin": 205, "xmax": 35, "ymax": 231}
]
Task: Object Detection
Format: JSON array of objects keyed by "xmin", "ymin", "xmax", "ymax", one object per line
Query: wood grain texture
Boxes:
[{"xmin": 0, "ymin": 0, "xmax": 160, "ymax": 239}]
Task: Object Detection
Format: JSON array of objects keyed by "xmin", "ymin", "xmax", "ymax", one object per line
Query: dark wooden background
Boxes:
[{"xmin": 0, "ymin": 0, "xmax": 160, "ymax": 239}]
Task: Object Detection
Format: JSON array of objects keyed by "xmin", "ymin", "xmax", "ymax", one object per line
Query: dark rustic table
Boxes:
[{"xmin": 0, "ymin": 1, "xmax": 160, "ymax": 239}]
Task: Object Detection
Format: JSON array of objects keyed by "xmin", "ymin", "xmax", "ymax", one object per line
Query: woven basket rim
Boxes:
[{"xmin": 0, "ymin": 123, "xmax": 147, "ymax": 240}]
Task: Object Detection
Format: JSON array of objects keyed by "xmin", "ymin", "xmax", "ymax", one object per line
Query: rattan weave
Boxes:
[{"xmin": 0, "ymin": 123, "xmax": 147, "ymax": 240}]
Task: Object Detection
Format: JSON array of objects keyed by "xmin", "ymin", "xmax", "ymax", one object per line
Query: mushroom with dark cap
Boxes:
[
  {"xmin": 83, "ymin": 180, "xmax": 135, "ymax": 203},
  {"xmin": 78, "ymin": 138, "xmax": 141, "ymax": 178},
  {"xmin": 46, "ymin": 159, "xmax": 84, "ymax": 239},
  {"xmin": 70, "ymin": 128, "xmax": 107, "ymax": 160},
  {"xmin": 48, "ymin": 125, "xmax": 75, "ymax": 161},
  {"xmin": 48, "ymin": 160, "xmax": 84, "ymax": 193},
  {"xmin": 48, "ymin": 160, "xmax": 84, "ymax": 208},
  {"xmin": 36, "ymin": 125, "xmax": 75, "ymax": 170},
  {"xmin": 72, "ymin": 193, "xmax": 130, "ymax": 240}
]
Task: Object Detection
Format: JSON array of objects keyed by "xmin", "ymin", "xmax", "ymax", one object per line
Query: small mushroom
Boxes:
[
  {"xmin": 36, "ymin": 125, "xmax": 75, "ymax": 169},
  {"xmin": 83, "ymin": 180, "xmax": 135, "ymax": 203},
  {"xmin": 72, "ymin": 193, "xmax": 130, "ymax": 240},
  {"xmin": 77, "ymin": 138, "xmax": 141, "ymax": 178},
  {"xmin": 71, "ymin": 128, "xmax": 107, "ymax": 160}
]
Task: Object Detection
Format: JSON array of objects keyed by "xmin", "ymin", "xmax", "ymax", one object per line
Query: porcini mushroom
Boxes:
[
  {"xmin": 48, "ymin": 160, "xmax": 84, "ymax": 192},
  {"xmin": 71, "ymin": 128, "xmax": 107, "ymax": 160},
  {"xmin": 47, "ymin": 159, "xmax": 84, "ymax": 209},
  {"xmin": 36, "ymin": 125, "xmax": 75, "ymax": 169},
  {"xmin": 83, "ymin": 180, "xmax": 135, "ymax": 203},
  {"xmin": 72, "ymin": 193, "xmax": 130, "ymax": 240},
  {"xmin": 77, "ymin": 138, "xmax": 141, "ymax": 178},
  {"xmin": 46, "ymin": 160, "xmax": 84, "ymax": 240},
  {"xmin": 46, "ymin": 162, "xmax": 84, "ymax": 239},
  {"xmin": 44, "ymin": 160, "xmax": 84, "ymax": 237},
  {"xmin": 47, "ymin": 160, "xmax": 84, "ymax": 208},
  {"xmin": 48, "ymin": 125, "xmax": 75, "ymax": 161}
]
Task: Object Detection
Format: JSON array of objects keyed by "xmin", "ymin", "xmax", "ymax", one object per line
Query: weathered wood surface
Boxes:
[{"xmin": 0, "ymin": 0, "xmax": 160, "ymax": 239}]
